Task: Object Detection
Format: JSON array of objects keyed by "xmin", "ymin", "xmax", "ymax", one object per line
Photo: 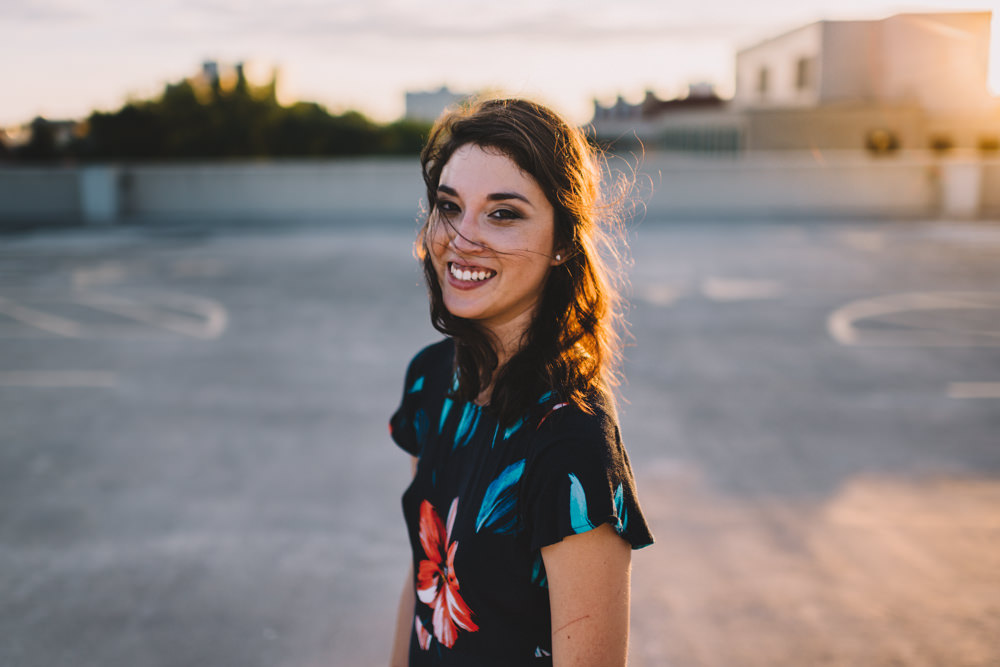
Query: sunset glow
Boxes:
[
  {"xmin": 1, "ymin": 1, "xmax": 997, "ymax": 127},
  {"xmin": 991, "ymin": 11, "xmax": 1000, "ymax": 96}
]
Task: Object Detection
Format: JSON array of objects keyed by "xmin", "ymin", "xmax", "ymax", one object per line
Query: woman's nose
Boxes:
[{"xmin": 448, "ymin": 211, "xmax": 484, "ymax": 254}]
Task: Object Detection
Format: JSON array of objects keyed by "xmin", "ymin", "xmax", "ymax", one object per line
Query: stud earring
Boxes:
[{"xmin": 555, "ymin": 254, "xmax": 562, "ymax": 261}]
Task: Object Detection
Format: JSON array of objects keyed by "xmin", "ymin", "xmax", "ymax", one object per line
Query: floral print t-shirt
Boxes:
[{"xmin": 390, "ymin": 338, "xmax": 654, "ymax": 666}]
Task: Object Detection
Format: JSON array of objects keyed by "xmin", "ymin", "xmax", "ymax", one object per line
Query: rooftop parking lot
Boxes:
[{"xmin": 1, "ymin": 216, "xmax": 998, "ymax": 666}]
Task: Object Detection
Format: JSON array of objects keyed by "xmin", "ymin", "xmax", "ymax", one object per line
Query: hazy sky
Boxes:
[{"xmin": 2, "ymin": 0, "xmax": 997, "ymax": 126}]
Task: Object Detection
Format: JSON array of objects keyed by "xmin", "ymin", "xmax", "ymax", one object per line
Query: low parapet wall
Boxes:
[{"xmin": 0, "ymin": 152, "xmax": 995, "ymax": 226}]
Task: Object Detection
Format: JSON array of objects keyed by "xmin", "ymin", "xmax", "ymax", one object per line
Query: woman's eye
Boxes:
[
  {"xmin": 437, "ymin": 201, "xmax": 460, "ymax": 216},
  {"xmin": 490, "ymin": 208, "xmax": 522, "ymax": 221}
]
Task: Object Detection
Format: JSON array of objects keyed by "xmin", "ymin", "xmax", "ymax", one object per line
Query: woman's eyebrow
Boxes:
[
  {"xmin": 487, "ymin": 192, "xmax": 533, "ymax": 208},
  {"xmin": 438, "ymin": 184, "xmax": 535, "ymax": 209}
]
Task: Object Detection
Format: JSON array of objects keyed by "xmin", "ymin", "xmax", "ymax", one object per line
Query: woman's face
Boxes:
[{"xmin": 427, "ymin": 143, "xmax": 559, "ymax": 341}]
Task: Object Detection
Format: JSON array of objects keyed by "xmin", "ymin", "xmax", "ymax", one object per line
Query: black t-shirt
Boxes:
[{"xmin": 390, "ymin": 338, "xmax": 653, "ymax": 666}]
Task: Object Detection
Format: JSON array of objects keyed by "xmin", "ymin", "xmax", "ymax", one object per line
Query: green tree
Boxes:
[
  {"xmin": 17, "ymin": 117, "xmax": 59, "ymax": 161},
  {"xmin": 49, "ymin": 65, "xmax": 433, "ymax": 161}
]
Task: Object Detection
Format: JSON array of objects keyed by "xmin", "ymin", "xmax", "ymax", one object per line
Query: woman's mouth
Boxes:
[{"xmin": 448, "ymin": 262, "xmax": 497, "ymax": 286}]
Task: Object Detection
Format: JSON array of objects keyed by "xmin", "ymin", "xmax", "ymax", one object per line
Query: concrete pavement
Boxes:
[{"xmin": 1, "ymin": 216, "xmax": 998, "ymax": 666}]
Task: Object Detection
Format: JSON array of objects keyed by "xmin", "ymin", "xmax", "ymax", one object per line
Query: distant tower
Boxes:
[
  {"xmin": 202, "ymin": 60, "xmax": 220, "ymax": 86},
  {"xmin": 234, "ymin": 61, "xmax": 248, "ymax": 94}
]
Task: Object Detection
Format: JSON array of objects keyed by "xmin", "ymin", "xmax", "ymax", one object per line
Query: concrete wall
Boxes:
[
  {"xmin": 982, "ymin": 162, "xmax": 1000, "ymax": 217},
  {"xmin": 820, "ymin": 21, "xmax": 881, "ymax": 103},
  {"xmin": 735, "ymin": 22, "xmax": 823, "ymax": 108},
  {"xmin": 1, "ymin": 153, "xmax": 997, "ymax": 226},
  {"xmin": 122, "ymin": 160, "xmax": 425, "ymax": 221},
  {"xmin": 0, "ymin": 167, "xmax": 80, "ymax": 222},
  {"xmin": 743, "ymin": 103, "xmax": 927, "ymax": 151},
  {"xmin": 637, "ymin": 151, "xmax": 938, "ymax": 219}
]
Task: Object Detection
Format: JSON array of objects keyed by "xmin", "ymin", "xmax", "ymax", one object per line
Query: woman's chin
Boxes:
[{"xmin": 443, "ymin": 299, "xmax": 484, "ymax": 322}]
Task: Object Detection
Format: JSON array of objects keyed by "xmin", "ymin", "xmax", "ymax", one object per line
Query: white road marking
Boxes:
[
  {"xmin": 947, "ymin": 382, "xmax": 1000, "ymax": 399},
  {"xmin": 0, "ymin": 296, "xmax": 82, "ymax": 337},
  {"xmin": 838, "ymin": 230, "xmax": 885, "ymax": 253},
  {"xmin": 72, "ymin": 261, "xmax": 128, "ymax": 289},
  {"xmin": 636, "ymin": 284, "xmax": 684, "ymax": 307},
  {"xmin": 72, "ymin": 290, "xmax": 228, "ymax": 340},
  {"xmin": 169, "ymin": 258, "xmax": 226, "ymax": 278},
  {"xmin": 827, "ymin": 291, "xmax": 1000, "ymax": 346},
  {"xmin": 701, "ymin": 277, "xmax": 784, "ymax": 302},
  {"xmin": 0, "ymin": 371, "xmax": 117, "ymax": 387},
  {"xmin": 0, "ymin": 289, "xmax": 228, "ymax": 340}
]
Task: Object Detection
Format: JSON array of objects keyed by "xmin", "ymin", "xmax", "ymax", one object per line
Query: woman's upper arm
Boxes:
[{"xmin": 541, "ymin": 523, "xmax": 632, "ymax": 667}]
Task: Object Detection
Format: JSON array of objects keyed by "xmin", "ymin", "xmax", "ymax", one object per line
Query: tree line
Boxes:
[{"xmin": 1, "ymin": 68, "xmax": 431, "ymax": 162}]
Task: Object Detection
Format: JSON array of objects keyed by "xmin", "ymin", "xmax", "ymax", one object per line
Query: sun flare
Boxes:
[{"xmin": 991, "ymin": 12, "xmax": 1000, "ymax": 96}]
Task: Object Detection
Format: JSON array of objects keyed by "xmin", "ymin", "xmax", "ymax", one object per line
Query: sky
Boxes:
[{"xmin": 2, "ymin": 0, "xmax": 998, "ymax": 127}]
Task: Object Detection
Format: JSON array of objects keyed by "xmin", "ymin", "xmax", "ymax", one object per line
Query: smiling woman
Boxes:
[
  {"xmin": 388, "ymin": 98, "xmax": 653, "ymax": 667},
  {"xmin": 428, "ymin": 143, "xmax": 559, "ymax": 369}
]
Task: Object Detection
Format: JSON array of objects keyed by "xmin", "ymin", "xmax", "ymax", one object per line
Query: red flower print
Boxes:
[
  {"xmin": 416, "ymin": 498, "xmax": 479, "ymax": 648},
  {"xmin": 414, "ymin": 615, "xmax": 432, "ymax": 650}
]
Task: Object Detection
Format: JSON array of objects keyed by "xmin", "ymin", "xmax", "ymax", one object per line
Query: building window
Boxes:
[
  {"xmin": 757, "ymin": 67, "xmax": 769, "ymax": 96},
  {"xmin": 795, "ymin": 57, "xmax": 811, "ymax": 90}
]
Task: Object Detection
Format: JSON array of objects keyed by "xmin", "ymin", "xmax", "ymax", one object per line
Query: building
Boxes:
[
  {"xmin": 404, "ymin": 86, "xmax": 472, "ymax": 123},
  {"xmin": 591, "ymin": 11, "xmax": 1000, "ymax": 154},
  {"xmin": 735, "ymin": 12, "xmax": 993, "ymax": 113},
  {"xmin": 735, "ymin": 11, "xmax": 998, "ymax": 152},
  {"xmin": 590, "ymin": 84, "xmax": 743, "ymax": 154}
]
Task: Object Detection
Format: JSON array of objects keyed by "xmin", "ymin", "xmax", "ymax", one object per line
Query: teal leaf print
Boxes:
[
  {"xmin": 503, "ymin": 416, "xmax": 525, "ymax": 440},
  {"xmin": 408, "ymin": 376, "xmax": 424, "ymax": 393},
  {"xmin": 475, "ymin": 459, "xmax": 526, "ymax": 534},
  {"xmin": 530, "ymin": 553, "xmax": 548, "ymax": 588},
  {"xmin": 568, "ymin": 473, "xmax": 595, "ymax": 534},
  {"xmin": 454, "ymin": 403, "xmax": 481, "ymax": 449},
  {"xmin": 613, "ymin": 483, "xmax": 628, "ymax": 534},
  {"xmin": 414, "ymin": 409, "xmax": 429, "ymax": 447},
  {"xmin": 439, "ymin": 397, "xmax": 453, "ymax": 433}
]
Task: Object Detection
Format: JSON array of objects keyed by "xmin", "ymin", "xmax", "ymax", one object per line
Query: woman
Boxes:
[{"xmin": 389, "ymin": 98, "xmax": 653, "ymax": 666}]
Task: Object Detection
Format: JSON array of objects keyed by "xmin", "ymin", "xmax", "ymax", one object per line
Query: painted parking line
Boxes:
[
  {"xmin": 0, "ymin": 296, "xmax": 82, "ymax": 337},
  {"xmin": 635, "ymin": 284, "xmax": 684, "ymax": 307},
  {"xmin": 701, "ymin": 277, "xmax": 784, "ymax": 302},
  {"xmin": 947, "ymin": 382, "xmax": 1000, "ymax": 399},
  {"xmin": 827, "ymin": 291, "xmax": 1000, "ymax": 347},
  {"xmin": 837, "ymin": 230, "xmax": 885, "ymax": 253},
  {"xmin": 0, "ymin": 290, "xmax": 227, "ymax": 340},
  {"xmin": 0, "ymin": 371, "xmax": 117, "ymax": 387},
  {"xmin": 72, "ymin": 290, "xmax": 227, "ymax": 340},
  {"xmin": 635, "ymin": 278, "xmax": 785, "ymax": 307}
]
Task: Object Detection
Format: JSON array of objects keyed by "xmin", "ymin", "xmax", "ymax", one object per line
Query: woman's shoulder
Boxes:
[
  {"xmin": 532, "ymin": 388, "xmax": 620, "ymax": 451},
  {"xmin": 403, "ymin": 337, "xmax": 454, "ymax": 381}
]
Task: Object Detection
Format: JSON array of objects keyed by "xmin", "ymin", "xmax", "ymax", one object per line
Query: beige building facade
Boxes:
[
  {"xmin": 736, "ymin": 11, "xmax": 999, "ymax": 152},
  {"xmin": 591, "ymin": 11, "xmax": 1000, "ymax": 154}
]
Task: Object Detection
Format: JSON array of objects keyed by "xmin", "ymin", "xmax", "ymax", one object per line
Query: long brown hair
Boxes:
[{"xmin": 416, "ymin": 98, "xmax": 629, "ymax": 426}]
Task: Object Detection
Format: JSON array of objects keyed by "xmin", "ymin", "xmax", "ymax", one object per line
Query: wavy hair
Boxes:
[{"xmin": 416, "ymin": 98, "xmax": 631, "ymax": 426}]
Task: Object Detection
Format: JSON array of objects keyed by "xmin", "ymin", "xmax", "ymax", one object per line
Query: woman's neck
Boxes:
[{"xmin": 474, "ymin": 325, "xmax": 530, "ymax": 407}]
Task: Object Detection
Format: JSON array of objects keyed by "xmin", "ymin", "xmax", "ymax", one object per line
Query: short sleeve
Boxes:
[
  {"xmin": 522, "ymin": 408, "xmax": 654, "ymax": 552},
  {"xmin": 389, "ymin": 354, "xmax": 425, "ymax": 457}
]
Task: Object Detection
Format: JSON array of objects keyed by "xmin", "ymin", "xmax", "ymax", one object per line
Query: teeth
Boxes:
[{"xmin": 450, "ymin": 263, "xmax": 494, "ymax": 282}]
